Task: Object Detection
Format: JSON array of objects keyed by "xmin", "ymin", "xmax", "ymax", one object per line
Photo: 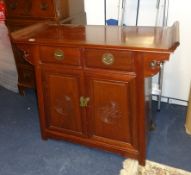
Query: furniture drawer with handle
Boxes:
[
  {"xmin": 30, "ymin": 0, "xmax": 55, "ymax": 18},
  {"xmin": 40, "ymin": 46, "xmax": 81, "ymax": 66},
  {"xmin": 5, "ymin": 0, "xmax": 27, "ymax": 17},
  {"xmin": 84, "ymin": 49, "xmax": 134, "ymax": 71}
]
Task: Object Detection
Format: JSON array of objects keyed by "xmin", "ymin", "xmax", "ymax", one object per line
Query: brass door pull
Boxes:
[
  {"xmin": 102, "ymin": 53, "xmax": 114, "ymax": 65},
  {"xmin": 80, "ymin": 96, "xmax": 90, "ymax": 107},
  {"xmin": 54, "ymin": 49, "xmax": 64, "ymax": 61}
]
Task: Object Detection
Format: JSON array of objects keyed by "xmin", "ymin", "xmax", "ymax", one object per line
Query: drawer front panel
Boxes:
[
  {"xmin": 30, "ymin": 0, "xmax": 55, "ymax": 18},
  {"xmin": 40, "ymin": 46, "xmax": 81, "ymax": 66},
  {"xmin": 84, "ymin": 49, "xmax": 134, "ymax": 71},
  {"xmin": 5, "ymin": 0, "xmax": 55, "ymax": 18},
  {"xmin": 5, "ymin": 0, "xmax": 28, "ymax": 17}
]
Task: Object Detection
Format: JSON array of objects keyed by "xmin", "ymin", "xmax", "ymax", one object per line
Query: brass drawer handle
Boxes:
[
  {"xmin": 150, "ymin": 60, "xmax": 161, "ymax": 69},
  {"xmin": 102, "ymin": 53, "xmax": 114, "ymax": 65},
  {"xmin": 54, "ymin": 49, "xmax": 64, "ymax": 61},
  {"xmin": 40, "ymin": 2, "xmax": 48, "ymax": 10}
]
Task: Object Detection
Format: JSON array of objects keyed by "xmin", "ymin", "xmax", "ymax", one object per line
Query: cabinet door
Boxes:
[
  {"xmin": 85, "ymin": 72, "xmax": 138, "ymax": 149},
  {"xmin": 42, "ymin": 66, "xmax": 85, "ymax": 136}
]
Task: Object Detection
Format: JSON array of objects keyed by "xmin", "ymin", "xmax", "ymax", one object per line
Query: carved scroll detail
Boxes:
[{"xmin": 99, "ymin": 101, "xmax": 122, "ymax": 124}]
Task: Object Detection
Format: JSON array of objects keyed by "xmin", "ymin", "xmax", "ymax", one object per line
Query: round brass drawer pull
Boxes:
[
  {"xmin": 102, "ymin": 53, "xmax": 114, "ymax": 65},
  {"xmin": 54, "ymin": 49, "xmax": 64, "ymax": 61}
]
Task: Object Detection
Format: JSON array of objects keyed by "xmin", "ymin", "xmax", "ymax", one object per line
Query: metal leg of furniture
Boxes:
[
  {"xmin": 157, "ymin": 63, "xmax": 164, "ymax": 111},
  {"xmin": 18, "ymin": 84, "xmax": 25, "ymax": 96}
]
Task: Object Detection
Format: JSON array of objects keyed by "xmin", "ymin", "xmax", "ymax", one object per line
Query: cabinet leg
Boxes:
[
  {"xmin": 41, "ymin": 136, "xmax": 48, "ymax": 140},
  {"xmin": 18, "ymin": 85, "xmax": 25, "ymax": 96},
  {"xmin": 139, "ymin": 157, "xmax": 146, "ymax": 166},
  {"xmin": 40, "ymin": 128, "xmax": 48, "ymax": 140},
  {"xmin": 40, "ymin": 130, "xmax": 48, "ymax": 140}
]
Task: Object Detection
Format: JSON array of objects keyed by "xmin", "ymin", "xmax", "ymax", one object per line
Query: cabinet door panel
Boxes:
[
  {"xmin": 42, "ymin": 67, "xmax": 84, "ymax": 136},
  {"xmin": 86, "ymin": 73, "xmax": 137, "ymax": 148}
]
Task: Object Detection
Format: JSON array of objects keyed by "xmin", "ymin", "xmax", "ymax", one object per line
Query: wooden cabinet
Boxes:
[
  {"xmin": 40, "ymin": 47, "xmax": 137, "ymax": 149},
  {"xmin": 11, "ymin": 22, "xmax": 179, "ymax": 165},
  {"xmin": 41, "ymin": 54, "xmax": 138, "ymax": 151}
]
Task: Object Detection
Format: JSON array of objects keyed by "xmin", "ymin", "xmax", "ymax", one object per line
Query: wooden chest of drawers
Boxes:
[
  {"xmin": 5, "ymin": 0, "xmax": 69, "ymax": 95},
  {"xmin": 11, "ymin": 22, "xmax": 179, "ymax": 165},
  {"xmin": 5, "ymin": 0, "xmax": 69, "ymax": 31}
]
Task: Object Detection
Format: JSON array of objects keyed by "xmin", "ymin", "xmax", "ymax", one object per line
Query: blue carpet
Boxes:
[
  {"xmin": 147, "ymin": 102, "xmax": 191, "ymax": 172},
  {"xmin": 0, "ymin": 85, "xmax": 191, "ymax": 174}
]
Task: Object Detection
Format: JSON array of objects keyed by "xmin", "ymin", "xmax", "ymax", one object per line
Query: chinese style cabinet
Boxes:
[{"xmin": 10, "ymin": 22, "xmax": 179, "ymax": 165}]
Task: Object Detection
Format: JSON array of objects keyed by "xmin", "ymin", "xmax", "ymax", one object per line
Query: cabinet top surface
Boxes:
[{"xmin": 11, "ymin": 22, "xmax": 179, "ymax": 53}]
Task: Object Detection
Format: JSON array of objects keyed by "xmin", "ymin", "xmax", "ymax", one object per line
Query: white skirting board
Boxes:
[
  {"xmin": 0, "ymin": 22, "xmax": 18, "ymax": 93},
  {"xmin": 152, "ymin": 83, "xmax": 188, "ymax": 106}
]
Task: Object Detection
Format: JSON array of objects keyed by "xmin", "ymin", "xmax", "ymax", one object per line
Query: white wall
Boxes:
[
  {"xmin": 163, "ymin": 0, "xmax": 191, "ymax": 102},
  {"xmin": 84, "ymin": 0, "xmax": 104, "ymax": 25},
  {"xmin": 105, "ymin": 0, "xmax": 120, "ymax": 21},
  {"xmin": 84, "ymin": 0, "xmax": 191, "ymax": 103}
]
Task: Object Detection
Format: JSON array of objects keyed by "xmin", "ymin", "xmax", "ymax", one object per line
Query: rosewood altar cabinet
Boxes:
[{"xmin": 11, "ymin": 22, "xmax": 179, "ymax": 165}]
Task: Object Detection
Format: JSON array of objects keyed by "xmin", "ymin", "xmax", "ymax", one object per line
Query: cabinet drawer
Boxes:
[
  {"xmin": 30, "ymin": 0, "xmax": 55, "ymax": 18},
  {"xmin": 84, "ymin": 49, "xmax": 134, "ymax": 71},
  {"xmin": 40, "ymin": 46, "xmax": 81, "ymax": 66},
  {"xmin": 5, "ymin": 0, "xmax": 27, "ymax": 17},
  {"xmin": 5, "ymin": 0, "xmax": 55, "ymax": 18}
]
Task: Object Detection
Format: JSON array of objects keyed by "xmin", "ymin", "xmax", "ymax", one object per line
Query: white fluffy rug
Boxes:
[{"xmin": 120, "ymin": 159, "xmax": 191, "ymax": 175}]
